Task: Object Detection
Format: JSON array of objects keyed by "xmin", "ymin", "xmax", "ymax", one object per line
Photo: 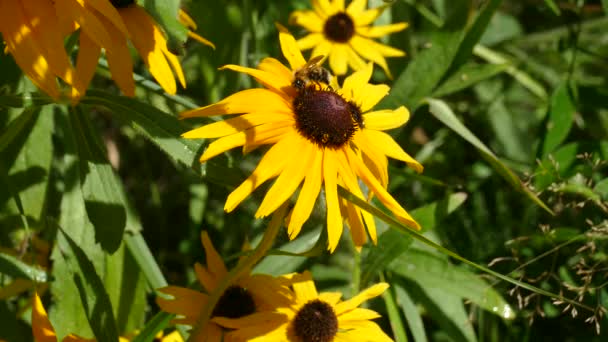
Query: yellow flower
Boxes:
[
  {"xmin": 290, "ymin": 0, "xmax": 408, "ymax": 77},
  {"xmin": 0, "ymin": 0, "xmax": 83, "ymax": 99},
  {"xmin": 32, "ymin": 292, "xmax": 183, "ymax": 342},
  {"xmin": 216, "ymin": 271, "xmax": 393, "ymax": 342},
  {"xmin": 181, "ymin": 28, "xmax": 422, "ymax": 252},
  {"xmin": 64, "ymin": 0, "xmax": 202, "ymax": 99},
  {"xmin": 156, "ymin": 231, "xmax": 294, "ymax": 342}
]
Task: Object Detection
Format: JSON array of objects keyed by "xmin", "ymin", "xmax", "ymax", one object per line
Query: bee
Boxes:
[{"xmin": 292, "ymin": 55, "xmax": 332, "ymax": 91}]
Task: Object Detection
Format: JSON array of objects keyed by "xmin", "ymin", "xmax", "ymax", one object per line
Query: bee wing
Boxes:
[{"xmin": 305, "ymin": 55, "xmax": 325, "ymax": 68}]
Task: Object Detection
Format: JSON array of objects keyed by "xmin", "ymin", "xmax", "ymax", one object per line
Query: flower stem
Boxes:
[{"xmin": 189, "ymin": 202, "xmax": 288, "ymax": 341}]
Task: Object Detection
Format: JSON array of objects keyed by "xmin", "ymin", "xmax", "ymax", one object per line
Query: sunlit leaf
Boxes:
[{"xmin": 540, "ymin": 81, "xmax": 576, "ymax": 157}]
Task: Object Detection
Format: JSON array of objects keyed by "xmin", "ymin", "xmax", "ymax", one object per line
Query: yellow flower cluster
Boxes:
[
  {"xmin": 21, "ymin": 1, "xmax": 419, "ymax": 341},
  {"xmin": 0, "ymin": 0, "xmax": 212, "ymax": 102}
]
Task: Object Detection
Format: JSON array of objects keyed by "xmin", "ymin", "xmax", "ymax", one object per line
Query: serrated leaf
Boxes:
[
  {"xmin": 0, "ymin": 253, "xmax": 47, "ymax": 282},
  {"xmin": 81, "ymin": 91, "xmax": 202, "ymax": 173},
  {"xmin": 389, "ymin": 249, "xmax": 514, "ymax": 319},
  {"xmin": 57, "ymin": 228, "xmax": 119, "ymax": 342},
  {"xmin": 380, "ymin": 1, "xmax": 469, "ymax": 110},
  {"xmin": 50, "ymin": 109, "xmax": 106, "ymax": 338},
  {"xmin": 432, "ymin": 63, "xmax": 509, "ymax": 97},
  {"xmin": 394, "ymin": 283, "xmax": 428, "ymax": 342},
  {"xmin": 69, "ymin": 108, "xmax": 126, "ymax": 253},
  {"xmin": 540, "ymin": 82, "xmax": 576, "ymax": 157},
  {"xmin": 426, "ymin": 98, "xmax": 553, "ymax": 214}
]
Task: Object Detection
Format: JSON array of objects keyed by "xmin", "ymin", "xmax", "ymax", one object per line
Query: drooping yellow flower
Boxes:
[
  {"xmin": 32, "ymin": 292, "xmax": 183, "ymax": 342},
  {"xmin": 181, "ymin": 27, "xmax": 422, "ymax": 252},
  {"xmin": 290, "ymin": 0, "xmax": 408, "ymax": 77},
  {"xmin": 64, "ymin": 0, "xmax": 207, "ymax": 99},
  {"xmin": 156, "ymin": 231, "xmax": 294, "ymax": 342},
  {"xmin": 216, "ymin": 271, "xmax": 393, "ymax": 342},
  {"xmin": 0, "ymin": 0, "xmax": 83, "ymax": 99}
]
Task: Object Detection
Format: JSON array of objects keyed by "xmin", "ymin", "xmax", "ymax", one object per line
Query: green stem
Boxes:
[{"xmin": 189, "ymin": 202, "xmax": 288, "ymax": 341}]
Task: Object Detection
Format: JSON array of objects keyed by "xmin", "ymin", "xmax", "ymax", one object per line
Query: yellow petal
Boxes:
[
  {"xmin": 96, "ymin": 13, "xmax": 135, "ymax": 96},
  {"xmin": 55, "ymin": 0, "xmax": 112, "ymax": 49},
  {"xmin": 328, "ymin": 44, "xmax": 349, "ymax": 76},
  {"xmin": 292, "ymin": 271, "xmax": 318, "ymax": 302},
  {"xmin": 318, "ymin": 292, "xmax": 343, "ymax": 306},
  {"xmin": 289, "ymin": 10, "xmax": 324, "ymax": 32},
  {"xmin": 156, "ymin": 286, "xmax": 206, "ymax": 325},
  {"xmin": 224, "ymin": 133, "xmax": 299, "ymax": 212},
  {"xmin": 32, "ymin": 292, "xmax": 57, "ymax": 342},
  {"xmin": 336, "ymin": 320, "xmax": 393, "ymax": 342},
  {"xmin": 81, "ymin": 0, "xmax": 128, "ymax": 34},
  {"xmin": 334, "ymin": 283, "xmax": 388, "ymax": 314},
  {"xmin": 257, "ymin": 57, "xmax": 294, "ymax": 87},
  {"xmin": 183, "ymin": 113, "xmax": 291, "ymax": 139},
  {"xmin": 201, "ymin": 231, "xmax": 228, "ymax": 280},
  {"xmin": 296, "ymin": 33, "xmax": 325, "ymax": 50},
  {"xmin": 349, "ymin": 36, "xmax": 391, "ymax": 76},
  {"xmin": 332, "ymin": 0, "xmax": 346, "ymax": 11},
  {"xmin": 197, "ymin": 121, "xmax": 293, "ymax": 162},
  {"xmin": 22, "ymin": 0, "xmax": 81, "ymax": 89},
  {"xmin": 358, "ymin": 22, "xmax": 408, "ymax": 38},
  {"xmin": 338, "ymin": 307, "xmax": 382, "ymax": 321},
  {"xmin": 362, "ymin": 130, "xmax": 423, "ymax": 172},
  {"xmin": 344, "ymin": 201, "xmax": 367, "ymax": 246},
  {"xmin": 163, "ymin": 48, "xmax": 187, "ymax": 89},
  {"xmin": 323, "ymin": 149, "xmax": 343, "ymax": 252},
  {"xmin": 312, "ymin": 0, "xmax": 335, "ymax": 17},
  {"xmin": 221, "ymin": 64, "xmax": 292, "ymax": 97},
  {"xmin": 363, "ymin": 107, "xmax": 410, "ymax": 131},
  {"xmin": 287, "ymin": 149, "xmax": 323, "ymax": 239},
  {"xmin": 255, "ymin": 136, "xmax": 314, "ymax": 218},
  {"xmin": 346, "ymin": 0, "xmax": 367, "ymax": 15},
  {"xmin": 0, "ymin": 1, "xmax": 60, "ymax": 98},
  {"xmin": 277, "ymin": 24, "xmax": 307, "ymax": 71},
  {"xmin": 353, "ymin": 132, "xmax": 388, "ymax": 188},
  {"xmin": 347, "ymin": 148, "xmax": 420, "ymax": 230},
  {"xmin": 311, "ymin": 40, "xmax": 333, "ymax": 66},
  {"xmin": 194, "ymin": 262, "xmax": 219, "ymax": 294},
  {"xmin": 340, "ymin": 62, "xmax": 373, "ymax": 101},
  {"xmin": 72, "ymin": 32, "xmax": 102, "ymax": 101},
  {"xmin": 345, "ymin": 45, "xmax": 368, "ymax": 72},
  {"xmin": 121, "ymin": 6, "xmax": 178, "ymax": 94},
  {"xmin": 187, "ymin": 30, "xmax": 215, "ymax": 49},
  {"xmin": 181, "ymin": 88, "xmax": 292, "ymax": 118},
  {"xmin": 350, "ymin": 6, "xmax": 383, "ymax": 27}
]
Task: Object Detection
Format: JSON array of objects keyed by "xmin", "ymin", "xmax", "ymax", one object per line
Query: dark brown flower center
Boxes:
[
  {"xmin": 110, "ymin": 0, "xmax": 135, "ymax": 8},
  {"xmin": 293, "ymin": 86, "xmax": 362, "ymax": 149},
  {"xmin": 293, "ymin": 299, "xmax": 339, "ymax": 342},
  {"xmin": 211, "ymin": 285, "xmax": 256, "ymax": 319},
  {"xmin": 324, "ymin": 12, "xmax": 355, "ymax": 43}
]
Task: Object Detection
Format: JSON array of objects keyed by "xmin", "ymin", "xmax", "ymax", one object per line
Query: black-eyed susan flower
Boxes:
[
  {"xmin": 216, "ymin": 271, "xmax": 393, "ymax": 342},
  {"xmin": 60, "ymin": 0, "xmax": 213, "ymax": 100},
  {"xmin": 32, "ymin": 292, "xmax": 183, "ymax": 342},
  {"xmin": 290, "ymin": 0, "xmax": 408, "ymax": 77},
  {"xmin": 181, "ymin": 27, "xmax": 422, "ymax": 252},
  {"xmin": 0, "ymin": 0, "xmax": 83, "ymax": 99},
  {"xmin": 156, "ymin": 231, "xmax": 293, "ymax": 342}
]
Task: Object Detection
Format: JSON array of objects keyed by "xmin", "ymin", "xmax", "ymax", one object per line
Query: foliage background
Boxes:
[{"xmin": 1, "ymin": 0, "xmax": 608, "ymax": 341}]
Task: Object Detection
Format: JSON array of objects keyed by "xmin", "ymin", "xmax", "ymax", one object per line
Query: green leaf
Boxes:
[
  {"xmin": 446, "ymin": 0, "xmax": 503, "ymax": 78},
  {"xmin": 50, "ymin": 110, "xmax": 106, "ymax": 338},
  {"xmin": 81, "ymin": 91, "xmax": 202, "ymax": 173},
  {"xmin": 604, "ymin": 0, "xmax": 608, "ymax": 15},
  {"xmin": 0, "ymin": 108, "xmax": 36, "ymax": 154},
  {"xmin": 383, "ymin": 285, "xmax": 408, "ymax": 342},
  {"xmin": 0, "ymin": 253, "xmax": 47, "ymax": 282},
  {"xmin": 540, "ymin": 82, "xmax": 576, "ymax": 157},
  {"xmin": 125, "ymin": 233, "xmax": 168, "ymax": 290},
  {"xmin": 142, "ymin": 0, "xmax": 188, "ymax": 54},
  {"xmin": 432, "ymin": 63, "xmax": 509, "ymax": 97},
  {"xmin": 544, "ymin": 0, "xmax": 562, "ymax": 15},
  {"xmin": 380, "ymin": 1, "xmax": 469, "ymax": 110},
  {"xmin": 389, "ymin": 249, "xmax": 514, "ymax": 319},
  {"xmin": 131, "ymin": 311, "xmax": 172, "ymax": 342},
  {"xmin": 69, "ymin": 107, "xmax": 126, "ymax": 253},
  {"xmin": 594, "ymin": 178, "xmax": 608, "ymax": 201},
  {"xmin": 57, "ymin": 228, "xmax": 119, "ymax": 342},
  {"xmin": 105, "ymin": 243, "xmax": 147, "ymax": 334},
  {"xmin": 426, "ymin": 98, "xmax": 553, "ymax": 214},
  {"xmin": 394, "ymin": 284, "xmax": 428, "ymax": 342},
  {"xmin": 360, "ymin": 193, "xmax": 467, "ymax": 286}
]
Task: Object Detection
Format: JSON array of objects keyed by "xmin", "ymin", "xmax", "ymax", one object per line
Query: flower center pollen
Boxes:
[
  {"xmin": 293, "ymin": 87, "xmax": 361, "ymax": 149},
  {"xmin": 324, "ymin": 12, "xmax": 355, "ymax": 43},
  {"xmin": 211, "ymin": 285, "xmax": 256, "ymax": 319},
  {"xmin": 110, "ymin": 0, "xmax": 135, "ymax": 8},
  {"xmin": 293, "ymin": 299, "xmax": 339, "ymax": 342}
]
